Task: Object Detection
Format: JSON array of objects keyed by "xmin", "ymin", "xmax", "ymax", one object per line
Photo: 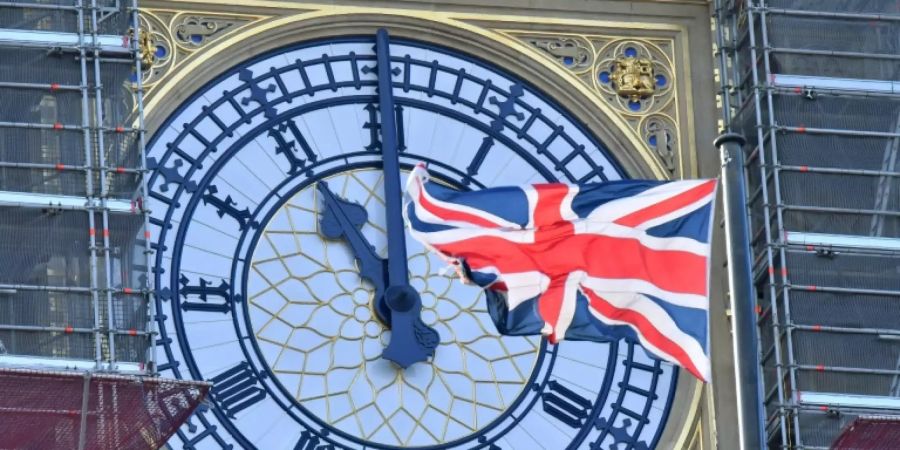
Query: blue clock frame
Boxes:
[{"xmin": 147, "ymin": 35, "xmax": 678, "ymax": 450}]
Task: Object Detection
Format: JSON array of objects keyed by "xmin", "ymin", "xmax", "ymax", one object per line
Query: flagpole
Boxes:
[{"xmin": 715, "ymin": 133, "xmax": 767, "ymax": 449}]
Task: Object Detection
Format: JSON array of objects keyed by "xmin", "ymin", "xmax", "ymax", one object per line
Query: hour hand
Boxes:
[{"xmin": 317, "ymin": 182, "xmax": 385, "ymax": 299}]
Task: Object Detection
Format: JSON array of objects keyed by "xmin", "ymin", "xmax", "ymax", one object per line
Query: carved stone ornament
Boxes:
[
  {"xmin": 173, "ymin": 16, "xmax": 234, "ymax": 47},
  {"xmin": 526, "ymin": 37, "xmax": 593, "ymax": 72},
  {"xmin": 642, "ymin": 114, "xmax": 678, "ymax": 174},
  {"xmin": 611, "ymin": 56, "xmax": 655, "ymax": 102},
  {"xmin": 506, "ymin": 32, "xmax": 683, "ymax": 176},
  {"xmin": 136, "ymin": 9, "xmax": 265, "ymax": 93}
]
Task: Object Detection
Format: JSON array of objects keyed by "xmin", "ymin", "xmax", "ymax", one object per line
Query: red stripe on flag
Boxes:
[
  {"xmin": 437, "ymin": 233, "xmax": 707, "ymax": 296},
  {"xmin": 532, "ymin": 183, "xmax": 570, "ymax": 227},
  {"xmin": 614, "ymin": 180, "xmax": 716, "ymax": 228},
  {"xmin": 416, "ymin": 179, "xmax": 504, "ymax": 228},
  {"xmin": 584, "ymin": 289, "xmax": 705, "ymax": 381},
  {"xmin": 536, "ymin": 277, "xmax": 567, "ymax": 344}
]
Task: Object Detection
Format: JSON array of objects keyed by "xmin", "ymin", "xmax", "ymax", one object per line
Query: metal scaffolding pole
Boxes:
[
  {"xmin": 129, "ymin": 0, "xmax": 157, "ymax": 375},
  {"xmin": 0, "ymin": 3, "xmax": 210, "ymax": 447}
]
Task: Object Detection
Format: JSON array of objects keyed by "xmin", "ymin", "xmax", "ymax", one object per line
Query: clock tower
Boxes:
[{"xmin": 136, "ymin": 1, "xmax": 728, "ymax": 448}]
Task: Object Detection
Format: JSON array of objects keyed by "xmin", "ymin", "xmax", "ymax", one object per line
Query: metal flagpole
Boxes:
[{"xmin": 715, "ymin": 133, "xmax": 767, "ymax": 449}]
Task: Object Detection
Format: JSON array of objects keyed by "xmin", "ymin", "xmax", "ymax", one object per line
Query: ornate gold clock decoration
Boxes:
[
  {"xmin": 137, "ymin": 5, "xmax": 703, "ymax": 181},
  {"xmin": 610, "ymin": 55, "xmax": 656, "ymax": 101},
  {"xmin": 509, "ymin": 32, "xmax": 682, "ymax": 177},
  {"xmin": 131, "ymin": 27, "xmax": 157, "ymax": 69},
  {"xmin": 594, "ymin": 40, "xmax": 674, "ymax": 116},
  {"xmin": 136, "ymin": 9, "xmax": 268, "ymax": 90}
]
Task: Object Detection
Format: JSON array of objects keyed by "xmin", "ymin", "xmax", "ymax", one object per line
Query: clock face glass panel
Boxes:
[{"xmin": 147, "ymin": 37, "xmax": 678, "ymax": 450}]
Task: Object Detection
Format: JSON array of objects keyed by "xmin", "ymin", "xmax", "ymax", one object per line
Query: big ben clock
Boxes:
[{"xmin": 147, "ymin": 30, "xmax": 677, "ymax": 450}]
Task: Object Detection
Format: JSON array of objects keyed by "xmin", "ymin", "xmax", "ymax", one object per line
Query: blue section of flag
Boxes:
[
  {"xmin": 643, "ymin": 293, "xmax": 709, "ymax": 352},
  {"xmin": 405, "ymin": 202, "xmax": 455, "ymax": 232},
  {"xmin": 645, "ymin": 202, "xmax": 713, "ymax": 243},
  {"xmin": 424, "ymin": 182, "xmax": 530, "ymax": 227},
  {"xmin": 570, "ymin": 180, "xmax": 662, "ymax": 219}
]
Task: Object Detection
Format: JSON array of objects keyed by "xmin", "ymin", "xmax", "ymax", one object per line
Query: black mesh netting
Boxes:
[
  {"xmin": 792, "ymin": 330, "xmax": 900, "ymax": 373},
  {"xmin": 0, "ymin": 291, "xmax": 94, "ymax": 329},
  {"xmin": 772, "ymin": 95, "xmax": 900, "ymax": 134},
  {"xmin": 0, "ymin": 6, "xmax": 78, "ymax": 33},
  {"xmin": 783, "ymin": 209, "xmax": 900, "ymax": 239},
  {"xmin": 766, "ymin": 15, "xmax": 900, "ymax": 56},
  {"xmin": 798, "ymin": 369, "xmax": 898, "ymax": 397},
  {"xmin": 0, "ymin": 368, "xmax": 209, "ymax": 450},
  {"xmin": 0, "ymin": 329, "xmax": 96, "ymax": 360},
  {"xmin": 780, "ymin": 172, "xmax": 900, "ymax": 211},
  {"xmin": 789, "ymin": 291, "xmax": 900, "ymax": 330},
  {"xmin": 795, "ymin": 409, "xmax": 862, "ymax": 449},
  {"xmin": 775, "ymin": 134, "xmax": 900, "ymax": 172},
  {"xmin": 767, "ymin": 0, "xmax": 900, "ymax": 15},
  {"xmin": 0, "ymin": 2, "xmax": 128, "ymax": 33},
  {"xmin": 771, "ymin": 53, "xmax": 900, "ymax": 82},
  {"xmin": 0, "ymin": 207, "xmax": 92, "ymax": 287},
  {"xmin": 787, "ymin": 250, "xmax": 900, "ymax": 292}
]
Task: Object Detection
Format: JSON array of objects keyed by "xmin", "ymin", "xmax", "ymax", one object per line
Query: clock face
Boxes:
[{"xmin": 148, "ymin": 37, "xmax": 678, "ymax": 450}]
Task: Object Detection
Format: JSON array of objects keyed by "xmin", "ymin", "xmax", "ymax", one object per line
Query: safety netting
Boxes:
[
  {"xmin": 832, "ymin": 417, "xmax": 900, "ymax": 450},
  {"xmin": 0, "ymin": 367, "xmax": 209, "ymax": 450}
]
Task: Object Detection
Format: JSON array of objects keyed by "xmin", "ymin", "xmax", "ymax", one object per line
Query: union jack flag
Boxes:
[{"xmin": 405, "ymin": 164, "xmax": 716, "ymax": 382}]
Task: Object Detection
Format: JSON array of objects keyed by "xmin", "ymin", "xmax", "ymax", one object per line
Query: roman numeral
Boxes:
[
  {"xmin": 208, "ymin": 362, "xmax": 266, "ymax": 418},
  {"xmin": 178, "ymin": 274, "xmax": 236, "ymax": 314},
  {"xmin": 541, "ymin": 379, "xmax": 592, "ymax": 428},
  {"xmin": 294, "ymin": 431, "xmax": 335, "ymax": 450},
  {"xmin": 268, "ymin": 121, "xmax": 317, "ymax": 176},
  {"xmin": 181, "ymin": 427, "xmax": 223, "ymax": 450},
  {"xmin": 464, "ymin": 136, "xmax": 494, "ymax": 185},
  {"xmin": 395, "ymin": 105, "xmax": 406, "ymax": 153},
  {"xmin": 202, "ymin": 184, "xmax": 259, "ymax": 231},
  {"xmin": 475, "ymin": 436, "xmax": 503, "ymax": 450},
  {"xmin": 363, "ymin": 102, "xmax": 380, "ymax": 152}
]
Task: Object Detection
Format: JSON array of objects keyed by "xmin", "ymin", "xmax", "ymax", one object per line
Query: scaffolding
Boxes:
[
  {"xmin": 714, "ymin": 0, "xmax": 900, "ymax": 448},
  {"xmin": 0, "ymin": 0, "xmax": 152, "ymax": 373},
  {"xmin": 0, "ymin": 2, "xmax": 204, "ymax": 448}
]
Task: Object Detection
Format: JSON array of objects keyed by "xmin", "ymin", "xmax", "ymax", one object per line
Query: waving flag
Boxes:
[{"xmin": 404, "ymin": 164, "xmax": 716, "ymax": 382}]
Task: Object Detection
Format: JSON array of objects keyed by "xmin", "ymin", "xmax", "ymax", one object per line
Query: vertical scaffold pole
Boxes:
[
  {"xmin": 130, "ymin": 0, "xmax": 157, "ymax": 375},
  {"xmin": 715, "ymin": 132, "xmax": 767, "ymax": 449}
]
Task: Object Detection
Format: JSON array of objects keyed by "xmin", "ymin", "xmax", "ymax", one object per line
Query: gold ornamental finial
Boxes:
[
  {"xmin": 128, "ymin": 27, "xmax": 156, "ymax": 69},
  {"xmin": 611, "ymin": 56, "xmax": 655, "ymax": 102}
]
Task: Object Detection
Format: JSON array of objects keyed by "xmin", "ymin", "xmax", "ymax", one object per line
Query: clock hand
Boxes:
[
  {"xmin": 316, "ymin": 182, "xmax": 386, "ymax": 305},
  {"xmin": 375, "ymin": 28, "xmax": 440, "ymax": 368}
]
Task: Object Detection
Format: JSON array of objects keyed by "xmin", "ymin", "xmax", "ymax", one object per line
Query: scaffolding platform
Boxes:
[
  {"xmin": 0, "ymin": 367, "xmax": 210, "ymax": 450},
  {"xmin": 0, "ymin": 2, "xmax": 204, "ymax": 448},
  {"xmin": 714, "ymin": 0, "xmax": 900, "ymax": 448}
]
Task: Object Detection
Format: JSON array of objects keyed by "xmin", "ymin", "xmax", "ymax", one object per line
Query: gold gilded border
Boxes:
[{"xmin": 143, "ymin": 6, "xmax": 686, "ymax": 178}]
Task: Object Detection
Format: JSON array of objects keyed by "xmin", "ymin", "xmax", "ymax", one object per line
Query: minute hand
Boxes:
[
  {"xmin": 376, "ymin": 28, "xmax": 408, "ymax": 287},
  {"xmin": 375, "ymin": 28, "xmax": 439, "ymax": 368}
]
